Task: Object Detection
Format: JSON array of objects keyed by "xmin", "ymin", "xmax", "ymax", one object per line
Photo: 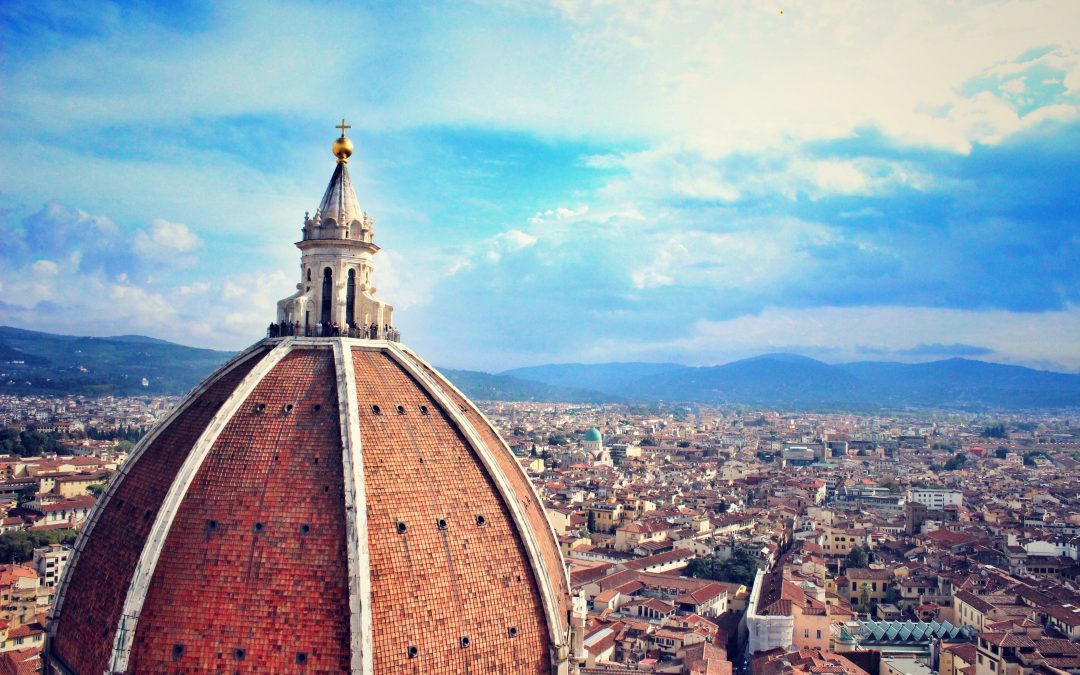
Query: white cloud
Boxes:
[
  {"xmin": 31, "ymin": 260, "xmax": 59, "ymax": 276},
  {"xmin": 631, "ymin": 269, "xmax": 673, "ymax": 290},
  {"xmin": 497, "ymin": 229, "xmax": 538, "ymax": 250},
  {"xmin": 108, "ymin": 283, "xmax": 180, "ymax": 326},
  {"xmin": 0, "ymin": 202, "xmax": 292, "ymax": 349},
  {"xmin": 641, "ymin": 304, "xmax": 1080, "ymax": 371},
  {"xmin": 132, "ymin": 219, "xmax": 202, "ymax": 265},
  {"xmin": 11, "ymin": 2, "xmax": 1074, "ymax": 158},
  {"xmin": 477, "ymin": 228, "xmax": 543, "ymax": 264},
  {"xmin": 530, "ymin": 205, "xmax": 589, "ymax": 225},
  {"xmin": 176, "ymin": 281, "xmax": 211, "ymax": 296}
]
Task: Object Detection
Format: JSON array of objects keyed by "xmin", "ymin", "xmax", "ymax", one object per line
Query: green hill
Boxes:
[
  {"xmin": 0, "ymin": 327, "xmax": 616, "ymax": 402},
  {"xmin": 440, "ymin": 368, "xmax": 617, "ymax": 403},
  {"xmin": 0, "ymin": 327, "xmax": 233, "ymax": 396}
]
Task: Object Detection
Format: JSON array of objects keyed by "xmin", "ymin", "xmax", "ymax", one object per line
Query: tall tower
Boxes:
[{"xmin": 276, "ymin": 119, "xmax": 394, "ymax": 335}]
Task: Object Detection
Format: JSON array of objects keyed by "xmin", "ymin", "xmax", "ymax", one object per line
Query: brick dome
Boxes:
[{"xmin": 46, "ymin": 338, "xmax": 575, "ymax": 673}]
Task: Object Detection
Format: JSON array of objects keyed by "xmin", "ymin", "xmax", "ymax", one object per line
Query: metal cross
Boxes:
[{"xmin": 336, "ymin": 118, "xmax": 351, "ymax": 136}]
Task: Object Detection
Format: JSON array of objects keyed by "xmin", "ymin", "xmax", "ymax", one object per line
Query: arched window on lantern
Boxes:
[
  {"xmin": 320, "ymin": 267, "xmax": 333, "ymax": 324},
  {"xmin": 346, "ymin": 269, "xmax": 356, "ymax": 326}
]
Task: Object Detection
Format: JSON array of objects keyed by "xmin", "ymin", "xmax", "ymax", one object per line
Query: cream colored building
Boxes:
[{"xmin": 276, "ymin": 124, "xmax": 393, "ymax": 333}]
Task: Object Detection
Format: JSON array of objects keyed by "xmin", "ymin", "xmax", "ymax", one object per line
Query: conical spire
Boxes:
[
  {"xmin": 275, "ymin": 119, "xmax": 394, "ymax": 338},
  {"xmin": 317, "ymin": 162, "xmax": 362, "ymax": 228}
]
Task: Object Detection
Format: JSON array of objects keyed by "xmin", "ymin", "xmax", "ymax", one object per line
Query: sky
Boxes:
[{"xmin": 1, "ymin": 1, "xmax": 1079, "ymax": 372}]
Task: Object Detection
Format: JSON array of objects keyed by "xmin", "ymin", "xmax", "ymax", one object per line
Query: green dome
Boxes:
[{"xmin": 584, "ymin": 427, "xmax": 602, "ymax": 442}]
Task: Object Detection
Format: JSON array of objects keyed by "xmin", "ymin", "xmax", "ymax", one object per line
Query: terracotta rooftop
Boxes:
[{"xmin": 47, "ymin": 340, "xmax": 573, "ymax": 673}]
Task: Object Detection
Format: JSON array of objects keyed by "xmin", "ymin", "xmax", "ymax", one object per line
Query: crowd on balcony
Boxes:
[{"xmin": 267, "ymin": 321, "xmax": 400, "ymax": 341}]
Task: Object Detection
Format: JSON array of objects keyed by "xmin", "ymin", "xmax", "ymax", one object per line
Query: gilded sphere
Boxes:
[{"xmin": 332, "ymin": 135, "xmax": 354, "ymax": 160}]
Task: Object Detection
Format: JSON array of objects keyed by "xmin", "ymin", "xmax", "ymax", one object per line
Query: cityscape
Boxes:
[
  {"xmin": 2, "ymin": 2, "xmax": 1080, "ymax": 674},
  {"xmin": 0, "ymin": 376, "xmax": 1079, "ymax": 673}
]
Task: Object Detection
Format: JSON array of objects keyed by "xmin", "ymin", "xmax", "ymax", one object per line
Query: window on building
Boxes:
[
  {"xmin": 346, "ymin": 269, "xmax": 356, "ymax": 325},
  {"xmin": 320, "ymin": 267, "xmax": 333, "ymax": 324}
]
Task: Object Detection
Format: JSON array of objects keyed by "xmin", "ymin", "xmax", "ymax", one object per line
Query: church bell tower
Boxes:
[{"xmin": 276, "ymin": 120, "xmax": 394, "ymax": 336}]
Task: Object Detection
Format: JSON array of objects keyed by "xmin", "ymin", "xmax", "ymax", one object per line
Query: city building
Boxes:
[
  {"xmin": 32, "ymin": 545, "xmax": 70, "ymax": 589},
  {"xmin": 909, "ymin": 488, "xmax": 963, "ymax": 511}
]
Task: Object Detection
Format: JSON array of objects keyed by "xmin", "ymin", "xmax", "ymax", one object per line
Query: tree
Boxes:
[
  {"xmin": 586, "ymin": 510, "xmax": 596, "ymax": 534},
  {"xmin": 879, "ymin": 477, "xmax": 901, "ymax": 493},
  {"xmin": 16, "ymin": 483, "xmax": 37, "ymax": 504},
  {"xmin": 641, "ymin": 437, "xmax": 658, "ymax": 447},
  {"xmin": 686, "ymin": 548, "xmax": 761, "ymax": 586},
  {"xmin": 1023, "ymin": 451, "xmax": 1048, "ymax": 467},
  {"xmin": 113, "ymin": 439, "xmax": 136, "ymax": 453},
  {"xmin": 0, "ymin": 529, "xmax": 78, "ymax": 563},
  {"xmin": 0, "ymin": 428, "xmax": 63, "ymax": 457},
  {"xmin": 845, "ymin": 546, "xmax": 869, "ymax": 569},
  {"xmin": 994, "ymin": 446, "xmax": 1009, "ymax": 459},
  {"xmin": 981, "ymin": 424, "xmax": 1007, "ymax": 439},
  {"xmin": 943, "ymin": 453, "xmax": 968, "ymax": 471},
  {"xmin": 87, "ymin": 483, "xmax": 106, "ymax": 496}
]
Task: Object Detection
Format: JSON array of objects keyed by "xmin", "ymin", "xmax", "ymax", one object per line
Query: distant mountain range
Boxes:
[
  {"xmin": 438, "ymin": 368, "xmax": 617, "ymax": 404},
  {"xmin": 0, "ymin": 327, "xmax": 615, "ymax": 402},
  {"xmin": 502, "ymin": 354, "xmax": 1080, "ymax": 410},
  {"xmin": 3, "ymin": 327, "xmax": 1078, "ymax": 409}
]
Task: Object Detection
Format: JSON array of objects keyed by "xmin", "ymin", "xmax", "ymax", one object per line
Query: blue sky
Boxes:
[{"xmin": 2, "ymin": 1, "xmax": 1079, "ymax": 372}]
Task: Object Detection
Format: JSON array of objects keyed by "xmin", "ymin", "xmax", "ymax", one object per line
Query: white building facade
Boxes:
[{"xmin": 909, "ymin": 488, "xmax": 962, "ymax": 510}]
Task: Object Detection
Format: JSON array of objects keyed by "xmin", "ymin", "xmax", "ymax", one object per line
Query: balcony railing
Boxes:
[{"xmin": 268, "ymin": 322, "xmax": 400, "ymax": 342}]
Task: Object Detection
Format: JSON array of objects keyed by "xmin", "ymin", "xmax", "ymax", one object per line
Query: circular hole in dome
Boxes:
[
  {"xmin": 508, "ymin": 626, "xmax": 518, "ymax": 638},
  {"xmin": 407, "ymin": 646, "xmax": 418, "ymax": 659},
  {"xmin": 516, "ymin": 575, "xmax": 522, "ymax": 583},
  {"xmin": 372, "ymin": 404, "xmax": 381, "ymax": 415},
  {"xmin": 253, "ymin": 522, "xmax": 264, "ymax": 533},
  {"xmin": 420, "ymin": 405, "xmax": 429, "ymax": 415},
  {"xmin": 396, "ymin": 521, "xmax": 408, "ymax": 534},
  {"xmin": 284, "ymin": 403, "xmax": 294, "ymax": 413},
  {"xmin": 396, "ymin": 405, "xmax": 405, "ymax": 415},
  {"xmin": 255, "ymin": 403, "xmax": 266, "ymax": 413},
  {"xmin": 437, "ymin": 518, "xmax": 448, "ymax": 530},
  {"xmin": 313, "ymin": 403, "xmax": 322, "ymax": 413},
  {"xmin": 234, "ymin": 648, "xmax": 246, "ymax": 661},
  {"xmin": 460, "ymin": 636, "xmax": 471, "ymax": 649},
  {"xmin": 172, "ymin": 644, "xmax": 185, "ymax": 660},
  {"xmin": 323, "ymin": 485, "xmax": 329, "ymax": 492},
  {"xmin": 295, "ymin": 652, "xmax": 308, "ymax": 665},
  {"xmin": 206, "ymin": 519, "xmax": 218, "ymax": 531},
  {"xmin": 300, "ymin": 523, "xmax": 311, "ymax": 534},
  {"xmin": 475, "ymin": 515, "xmax": 486, "ymax": 526}
]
